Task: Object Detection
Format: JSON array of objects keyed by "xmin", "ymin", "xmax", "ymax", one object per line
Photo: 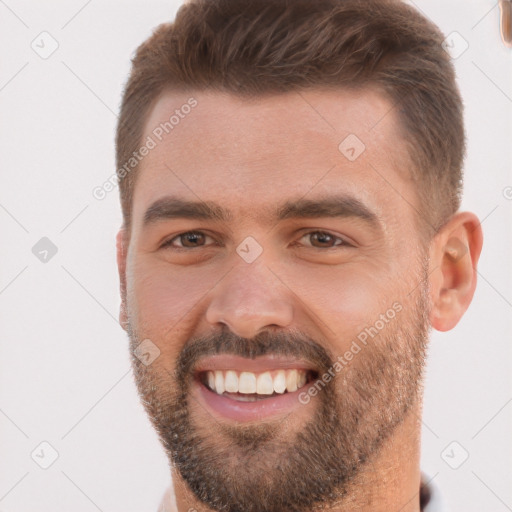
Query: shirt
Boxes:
[{"xmin": 422, "ymin": 473, "xmax": 450, "ymax": 512}]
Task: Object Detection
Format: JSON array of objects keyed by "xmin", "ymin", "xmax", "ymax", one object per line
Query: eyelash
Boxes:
[{"xmin": 160, "ymin": 230, "xmax": 353, "ymax": 250}]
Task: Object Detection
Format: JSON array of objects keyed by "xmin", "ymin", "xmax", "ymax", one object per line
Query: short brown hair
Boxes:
[{"xmin": 116, "ymin": 0, "xmax": 464, "ymax": 235}]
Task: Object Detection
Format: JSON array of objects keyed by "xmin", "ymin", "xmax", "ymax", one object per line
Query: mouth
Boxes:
[
  {"xmin": 191, "ymin": 355, "xmax": 319, "ymax": 422},
  {"xmin": 199, "ymin": 368, "xmax": 316, "ymax": 400}
]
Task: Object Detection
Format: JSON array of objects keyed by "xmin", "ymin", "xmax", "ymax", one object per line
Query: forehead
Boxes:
[{"xmin": 131, "ymin": 87, "xmax": 415, "ymax": 229}]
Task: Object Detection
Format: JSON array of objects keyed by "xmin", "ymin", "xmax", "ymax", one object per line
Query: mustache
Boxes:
[{"xmin": 174, "ymin": 327, "xmax": 335, "ymax": 384}]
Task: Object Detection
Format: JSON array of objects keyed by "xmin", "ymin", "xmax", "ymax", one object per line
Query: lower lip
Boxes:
[{"xmin": 193, "ymin": 380, "xmax": 312, "ymax": 422}]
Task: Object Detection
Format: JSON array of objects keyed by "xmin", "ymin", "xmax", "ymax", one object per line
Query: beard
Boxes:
[{"xmin": 126, "ymin": 265, "xmax": 431, "ymax": 512}]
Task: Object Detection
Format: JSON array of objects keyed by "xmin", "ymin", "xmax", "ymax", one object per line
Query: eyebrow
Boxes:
[{"xmin": 142, "ymin": 195, "xmax": 380, "ymax": 229}]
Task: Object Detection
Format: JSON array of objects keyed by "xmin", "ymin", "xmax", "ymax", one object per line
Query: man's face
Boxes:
[{"xmin": 120, "ymin": 88, "xmax": 432, "ymax": 512}]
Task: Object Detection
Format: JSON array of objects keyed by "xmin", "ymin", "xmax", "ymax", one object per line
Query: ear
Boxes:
[
  {"xmin": 428, "ymin": 211, "xmax": 484, "ymax": 331},
  {"xmin": 116, "ymin": 227, "xmax": 129, "ymax": 331}
]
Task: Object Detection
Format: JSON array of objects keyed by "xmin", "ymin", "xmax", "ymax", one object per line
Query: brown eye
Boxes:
[
  {"xmin": 300, "ymin": 231, "xmax": 348, "ymax": 249},
  {"xmin": 161, "ymin": 231, "xmax": 213, "ymax": 249},
  {"xmin": 180, "ymin": 232, "xmax": 206, "ymax": 247}
]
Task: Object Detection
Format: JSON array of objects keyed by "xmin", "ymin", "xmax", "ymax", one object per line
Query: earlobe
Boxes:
[
  {"xmin": 116, "ymin": 227, "xmax": 129, "ymax": 331},
  {"xmin": 429, "ymin": 212, "xmax": 484, "ymax": 332}
]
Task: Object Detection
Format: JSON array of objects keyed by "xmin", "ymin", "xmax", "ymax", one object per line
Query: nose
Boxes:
[{"xmin": 205, "ymin": 260, "xmax": 294, "ymax": 339}]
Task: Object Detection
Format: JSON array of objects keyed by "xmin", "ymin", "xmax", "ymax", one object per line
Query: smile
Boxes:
[
  {"xmin": 200, "ymin": 369, "xmax": 313, "ymax": 400},
  {"xmin": 192, "ymin": 355, "xmax": 318, "ymax": 421}
]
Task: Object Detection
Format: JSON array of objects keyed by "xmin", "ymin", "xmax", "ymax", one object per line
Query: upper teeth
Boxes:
[{"xmin": 206, "ymin": 369, "xmax": 307, "ymax": 395}]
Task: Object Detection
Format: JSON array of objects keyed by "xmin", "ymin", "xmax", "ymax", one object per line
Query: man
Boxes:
[{"xmin": 115, "ymin": 0, "xmax": 483, "ymax": 510}]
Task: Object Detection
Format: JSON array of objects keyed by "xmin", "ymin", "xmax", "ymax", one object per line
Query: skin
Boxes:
[{"xmin": 116, "ymin": 88, "xmax": 483, "ymax": 511}]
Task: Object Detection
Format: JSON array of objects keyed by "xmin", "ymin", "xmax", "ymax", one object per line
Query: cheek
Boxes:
[
  {"xmin": 127, "ymin": 259, "xmax": 217, "ymax": 334},
  {"xmin": 293, "ymin": 263, "xmax": 393, "ymax": 318},
  {"xmin": 127, "ymin": 263, "xmax": 216, "ymax": 364},
  {"xmin": 285, "ymin": 261, "xmax": 406, "ymax": 354}
]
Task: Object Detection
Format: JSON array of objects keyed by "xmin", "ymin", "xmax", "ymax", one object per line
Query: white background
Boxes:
[{"xmin": 0, "ymin": 1, "xmax": 511, "ymax": 511}]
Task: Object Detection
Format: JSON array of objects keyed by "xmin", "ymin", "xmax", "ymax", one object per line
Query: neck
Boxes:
[{"xmin": 169, "ymin": 403, "xmax": 423, "ymax": 512}]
